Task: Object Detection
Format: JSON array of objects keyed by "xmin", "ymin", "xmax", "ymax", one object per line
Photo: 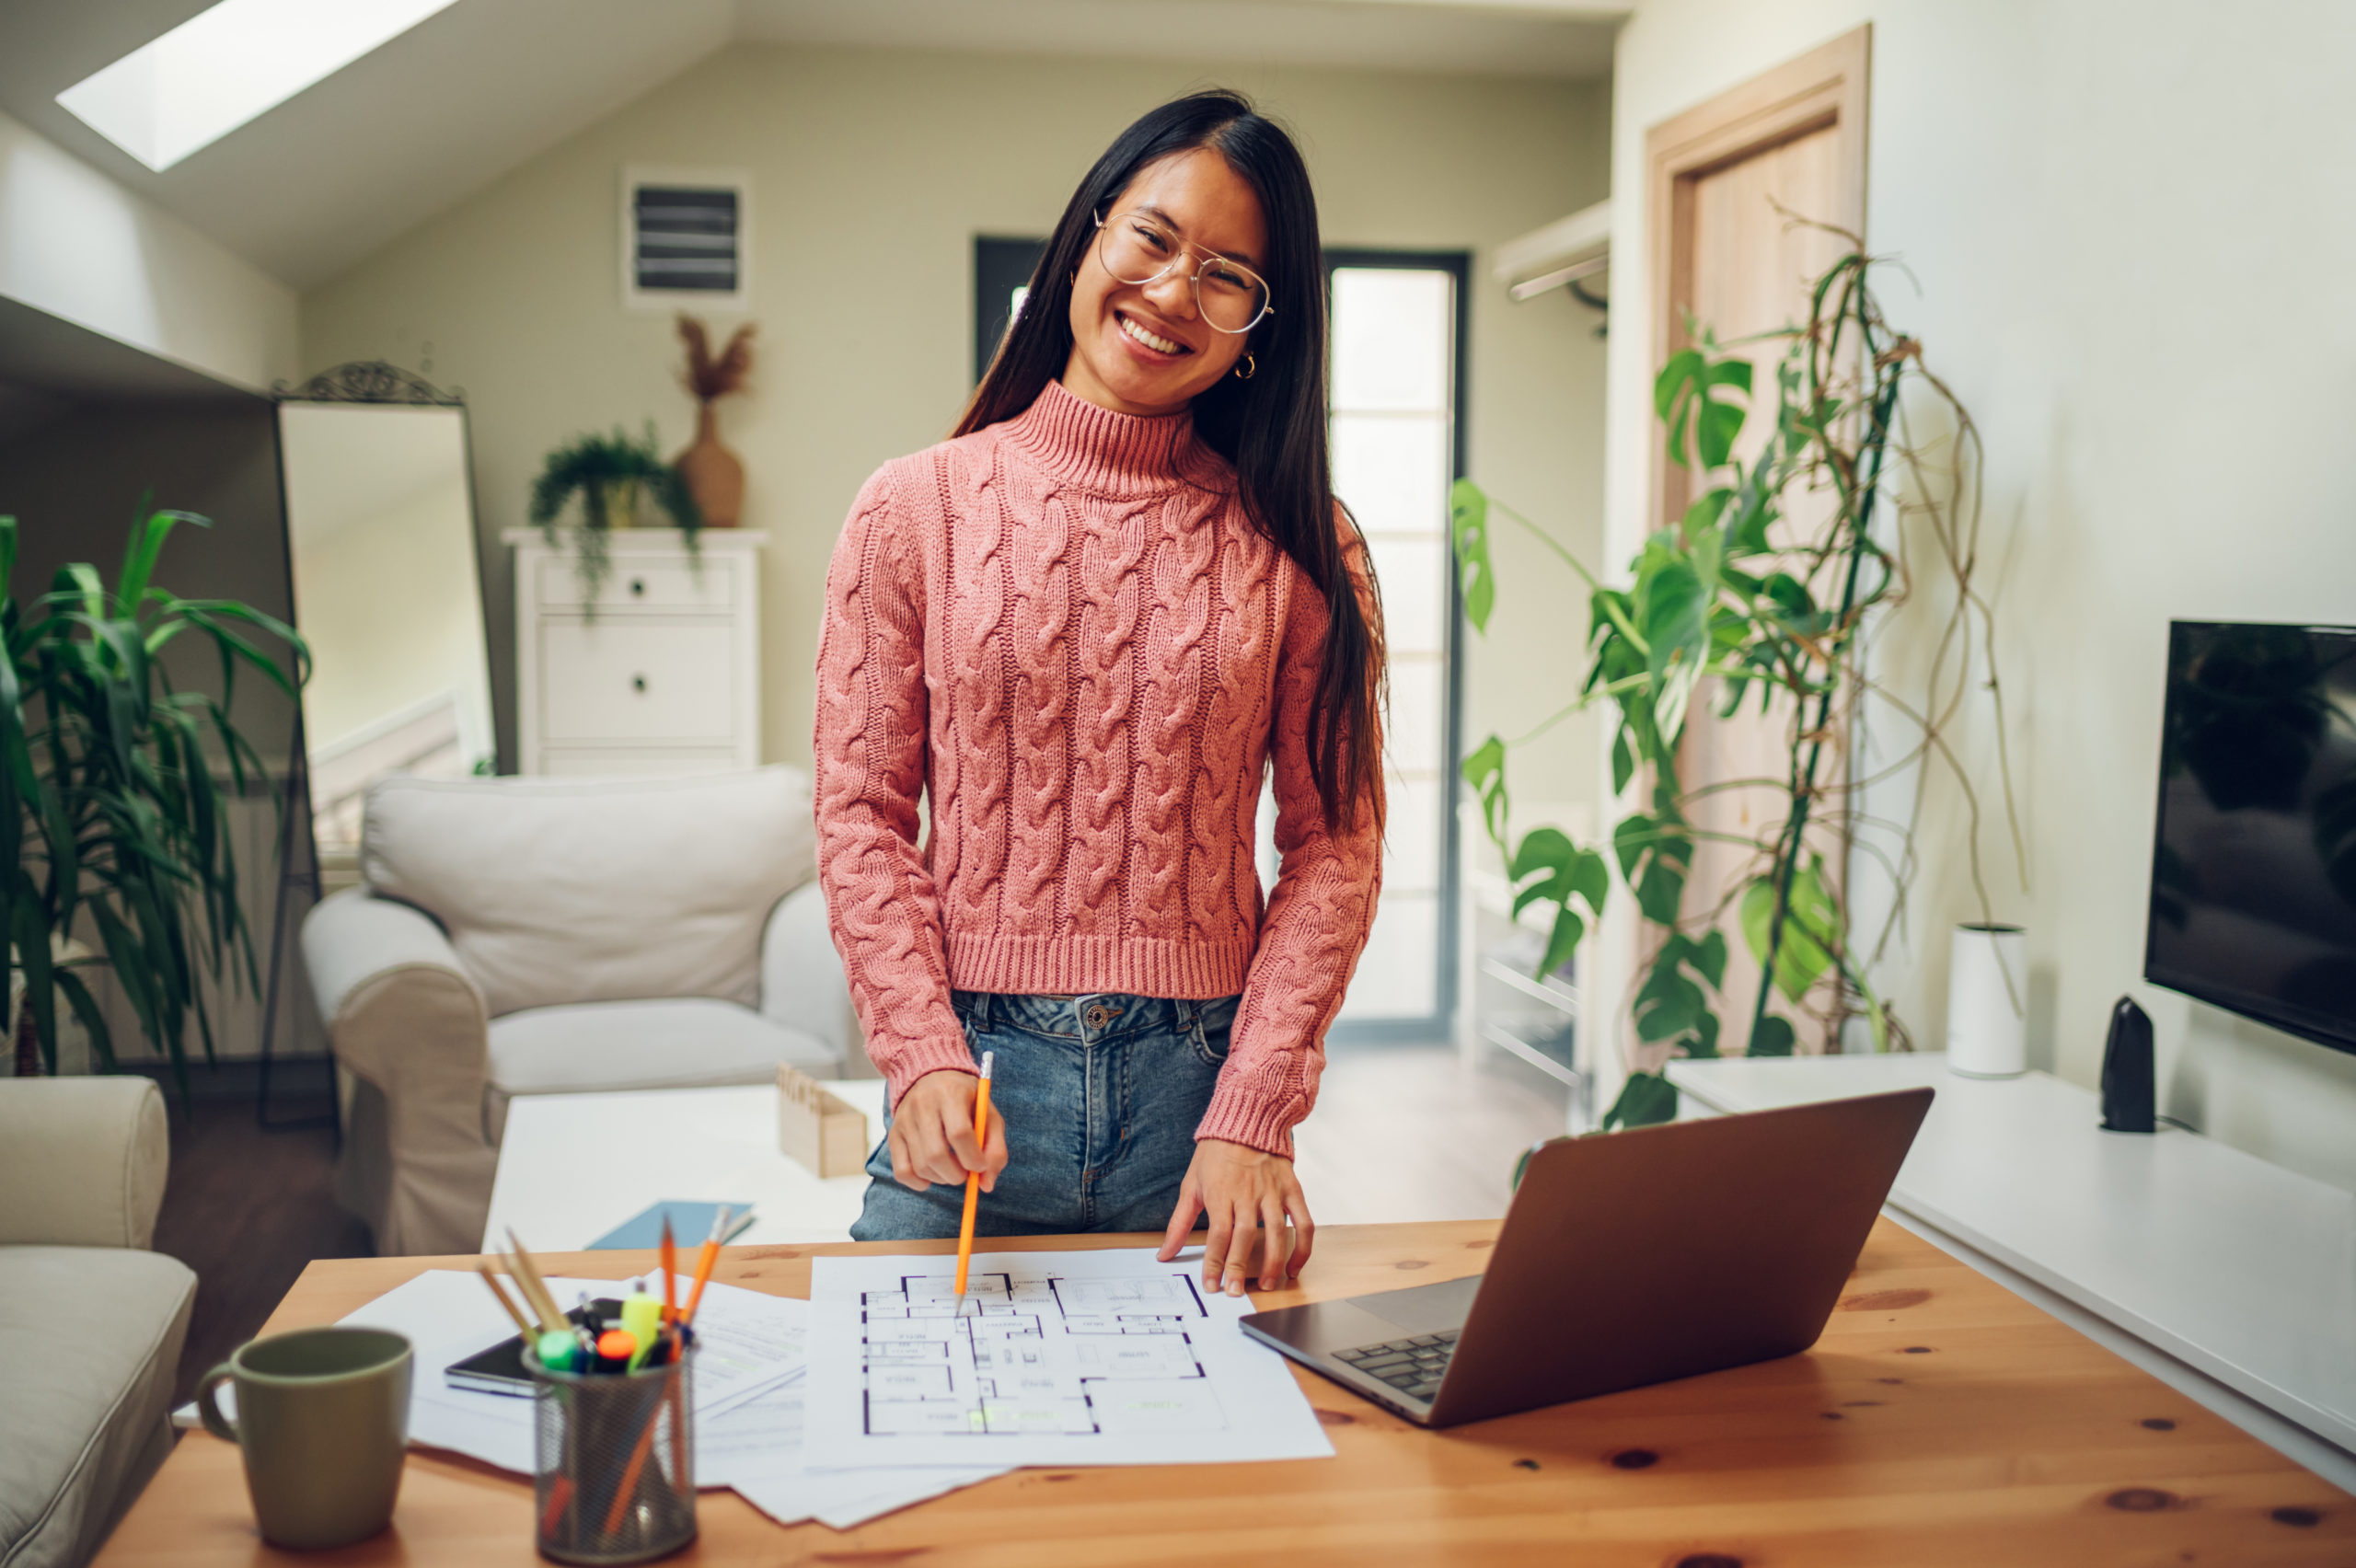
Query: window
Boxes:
[
  {"xmin": 1321, "ymin": 257, "xmax": 1466, "ymax": 1040},
  {"xmin": 57, "ymin": 0, "xmax": 461, "ymax": 172}
]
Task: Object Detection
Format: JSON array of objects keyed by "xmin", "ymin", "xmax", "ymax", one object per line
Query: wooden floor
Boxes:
[
  {"xmin": 1296, "ymin": 1040, "xmax": 1573, "ymax": 1225},
  {"xmin": 150, "ymin": 1091, "xmax": 373, "ymax": 1405},
  {"xmin": 144, "ymin": 1041, "xmax": 1565, "ymax": 1401}
]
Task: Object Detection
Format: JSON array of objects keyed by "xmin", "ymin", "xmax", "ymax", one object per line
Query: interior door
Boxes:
[{"xmin": 1646, "ymin": 27, "xmax": 1870, "ymax": 1055}]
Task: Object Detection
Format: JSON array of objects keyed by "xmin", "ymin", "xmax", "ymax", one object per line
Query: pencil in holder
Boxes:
[{"xmin": 529, "ymin": 1343, "xmax": 696, "ymax": 1564}]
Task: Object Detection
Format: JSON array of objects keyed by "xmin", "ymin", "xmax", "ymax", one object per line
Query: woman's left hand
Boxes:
[{"xmin": 1157, "ymin": 1139, "xmax": 1315, "ymax": 1296}]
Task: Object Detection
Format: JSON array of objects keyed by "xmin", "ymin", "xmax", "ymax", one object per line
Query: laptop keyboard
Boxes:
[{"xmin": 1334, "ymin": 1330, "xmax": 1460, "ymax": 1402}]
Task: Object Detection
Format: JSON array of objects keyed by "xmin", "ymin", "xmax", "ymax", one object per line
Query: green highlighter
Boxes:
[
  {"xmin": 620, "ymin": 1291, "xmax": 664, "ymax": 1371},
  {"xmin": 536, "ymin": 1330, "xmax": 581, "ymax": 1373}
]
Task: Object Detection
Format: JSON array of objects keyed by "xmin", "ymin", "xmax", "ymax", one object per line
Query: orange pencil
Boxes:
[
  {"xmin": 680, "ymin": 1205, "xmax": 730, "ymax": 1327},
  {"xmin": 659, "ymin": 1216, "xmax": 678, "ymax": 1326},
  {"xmin": 953, "ymin": 1052, "xmax": 996, "ymax": 1313}
]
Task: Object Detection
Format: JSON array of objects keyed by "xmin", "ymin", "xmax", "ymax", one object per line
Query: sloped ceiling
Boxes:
[{"xmin": 0, "ymin": 0, "xmax": 1620, "ymax": 293}]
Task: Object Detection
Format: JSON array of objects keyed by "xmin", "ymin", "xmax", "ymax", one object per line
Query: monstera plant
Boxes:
[
  {"xmin": 1456, "ymin": 227, "xmax": 2020, "ymax": 1129},
  {"xmin": 4, "ymin": 508, "xmax": 306, "ymax": 1101}
]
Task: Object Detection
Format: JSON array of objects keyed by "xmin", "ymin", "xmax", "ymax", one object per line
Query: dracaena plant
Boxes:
[
  {"xmin": 1454, "ymin": 230, "xmax": 2020, "ymax": 1130},
  {"xmin": 3, "ymin": 509, "xmax": 308, "ymax": 1101}
]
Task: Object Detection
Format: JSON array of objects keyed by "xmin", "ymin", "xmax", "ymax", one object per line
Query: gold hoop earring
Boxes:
[{"xmin": 1234, "ymin": 353, "xmax": 1256, "ymax": 381}]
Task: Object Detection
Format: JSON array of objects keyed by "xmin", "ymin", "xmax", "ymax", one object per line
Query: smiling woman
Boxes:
[{"xmin": 814, "ymin": 90, "xmax": 1387, "ymax": 1300}]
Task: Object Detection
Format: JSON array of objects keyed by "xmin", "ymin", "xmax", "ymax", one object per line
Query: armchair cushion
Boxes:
[
  {"xmin": 0, "ymin": 1246, "xmax": 194, "ymax": 1568},
  {"xmin": 760, "ymin": 879, "xmax": 862, "ymax": 1068},
  {"xmin": 0, "ymin": 1078, "xmax": 168, "ymax": 1251},
  {"xmin": 360, "ymin": 767, "xmax": 815, "ymax": 1019},
  {"xmin": 483, "ymin": 998, "xmax": 839, "ymax": 1140}
]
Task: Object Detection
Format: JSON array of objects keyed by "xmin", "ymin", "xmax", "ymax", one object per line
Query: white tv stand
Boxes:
[{"xmin": 1666, "ymin": 1053, "xmax": 2356, "ymax": 1492}]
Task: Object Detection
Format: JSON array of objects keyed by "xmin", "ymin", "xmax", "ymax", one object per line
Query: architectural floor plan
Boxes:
[
  {"xmin": 806, "ymin": 1248, "xmax": 1334, "ymax": 1468},
  {"xmin": 860, "ymin": 1267, "xmax": 1222, "ymax": 1437}
]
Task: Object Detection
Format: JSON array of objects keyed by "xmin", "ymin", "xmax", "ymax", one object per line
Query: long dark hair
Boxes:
[{"xmin": 955, "ymin": 89, "xmax": 1383, "ymax": 835}]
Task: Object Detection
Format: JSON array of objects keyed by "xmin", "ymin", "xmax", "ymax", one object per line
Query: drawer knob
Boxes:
[
  {"xmin": 629, "ymin": 578, "xmax": 646, "ymax": 596},
  {"xmin": 631, "ymin": 674, "xmax": 647, "ymax": 694}
]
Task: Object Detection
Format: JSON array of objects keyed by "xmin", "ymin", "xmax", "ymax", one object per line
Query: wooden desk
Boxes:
[{"xmin": 100, "ymin": 1222, "xmax": 2353, "ymax": 1566}]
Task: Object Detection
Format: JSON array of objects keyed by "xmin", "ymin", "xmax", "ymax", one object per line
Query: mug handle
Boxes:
[{"xmin": 196, "ymin": 1365, "xmax": 240, "ymax": 1445}]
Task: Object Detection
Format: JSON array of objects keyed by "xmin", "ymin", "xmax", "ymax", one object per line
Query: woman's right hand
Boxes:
[{"xmin": 886, "ymin": 1068, "xmax": 1009, "ymax": 1192}]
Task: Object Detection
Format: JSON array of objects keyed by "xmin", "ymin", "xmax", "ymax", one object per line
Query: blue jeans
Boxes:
[{"xmin": 851, "ymin": 991, "xmax": 1240, "ymax": 1240}]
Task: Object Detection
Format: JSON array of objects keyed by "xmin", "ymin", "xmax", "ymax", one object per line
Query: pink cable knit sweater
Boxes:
[{"xmin": 812, "ymin": 379, "xmax": 1381, "ymax": 1158}]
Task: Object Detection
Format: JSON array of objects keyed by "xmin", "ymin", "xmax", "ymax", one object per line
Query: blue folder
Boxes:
[{"xmin": 586, "ymin": 1200, "xmax": 756, "ymax": 1251}]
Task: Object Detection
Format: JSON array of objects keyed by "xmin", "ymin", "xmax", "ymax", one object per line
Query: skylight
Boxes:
[{"xmin": 56, "ymin": 0, "xmax": 462, "ymax": 172}]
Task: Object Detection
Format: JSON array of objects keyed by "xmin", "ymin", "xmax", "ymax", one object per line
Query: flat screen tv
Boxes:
[{"xmin": 2146, "ymin": 620, "xmax": 2356, "ymax": 1055}]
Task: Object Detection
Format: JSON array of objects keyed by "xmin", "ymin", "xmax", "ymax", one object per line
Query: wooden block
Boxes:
[{"xmin": 777, "ymin": 1066, "xmax": 869, "ymax": 1179}]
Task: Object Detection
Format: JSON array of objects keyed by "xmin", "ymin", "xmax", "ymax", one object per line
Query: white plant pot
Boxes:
[{"xmin": 1947, "ymin": 923, "xmax": 2027, "ymax": 1078}]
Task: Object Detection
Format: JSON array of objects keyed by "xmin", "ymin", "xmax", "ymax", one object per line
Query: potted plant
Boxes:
[
  {"xmin": 3, "ymin": 509, "xmax": 307, "ymax": 1103},
  {"xmin": 1455, "ymin": 229, "xmax": 2023, "ymax": 1129},
  {"xmin": 527, "ymin": 423, "xmax": 703, "ymax": 605}
]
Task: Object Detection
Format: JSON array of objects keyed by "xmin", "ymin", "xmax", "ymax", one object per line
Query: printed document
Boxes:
[
  {"xmin": 803, "ymin": 1248, "xmax": 1334, "ymax": 1468},
  {"xmin": 320, "ymin": 1270, "xmax": 999, "ymax": 1526}
]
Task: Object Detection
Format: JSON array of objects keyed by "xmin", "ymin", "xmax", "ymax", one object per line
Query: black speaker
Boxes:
[{"xmin": 2100, "ymin": 996, "xmax": 2156, "ymax": 1133}]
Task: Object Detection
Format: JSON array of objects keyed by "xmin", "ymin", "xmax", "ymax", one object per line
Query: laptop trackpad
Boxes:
[{"xmin": 1350, "ymin": 1274, "xmax": 1484, "ymax": 1335}]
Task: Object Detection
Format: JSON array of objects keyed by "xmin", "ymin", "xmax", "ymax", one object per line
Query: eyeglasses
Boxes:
[{"xmin": 1092, "ymin": 209, "xmax": 1274, "ymax": 335}]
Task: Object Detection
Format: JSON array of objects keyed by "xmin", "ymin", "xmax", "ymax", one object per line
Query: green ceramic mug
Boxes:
[{"xmin": 197, "ymin": 1326, "xmax": 412, "ymax": 1550}]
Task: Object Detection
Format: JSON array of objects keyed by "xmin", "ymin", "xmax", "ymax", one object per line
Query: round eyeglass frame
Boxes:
[{"xmin": 1091, "ymin": 209, "xmax": 1275, "ymax": 336}]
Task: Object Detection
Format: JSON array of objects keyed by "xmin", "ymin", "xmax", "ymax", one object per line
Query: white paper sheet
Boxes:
[
  {"xmin": 699, "ymin": 1367, "xmax": 1010, "ymax": 1526},
  {"xmin": 318, "ymin": 1269, "xmax": 1005, "ymax": 1528},
  {"xmin": 332, "ymin": 1271, "xmax": 814, "ymax": 1475},
  {"xmin": 732, "ymin": 1463, "xmax": 1010, "ymax": 1531},
  {"xmin": 804, "ymin": 1248, "xmax": 1334, "ymax": 1469}
]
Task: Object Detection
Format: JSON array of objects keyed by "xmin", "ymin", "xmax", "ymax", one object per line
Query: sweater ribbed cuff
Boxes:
[
  {"xmin": 881, "ymin": 1032, "xmax": 981, "ymax": 1111},
  {"xmin": 1195, "ymin": 1078, "xmax": 1301, "ymax": 1160}
]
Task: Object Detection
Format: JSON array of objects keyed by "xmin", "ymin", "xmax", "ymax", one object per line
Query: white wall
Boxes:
[
  {"xmin": 0, "ymin": 110, "xmax": 297, "ymax": 392},
  {"xmin": 298, "ymin": 43, "xmax": 1611, "ymax": 813},
  {"xmin": 1598, "ymin": 0, "xmax": 2356, "ymax": 1192}
]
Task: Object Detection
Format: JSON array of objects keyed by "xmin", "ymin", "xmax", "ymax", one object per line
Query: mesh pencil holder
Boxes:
[{"xmin": 529, "ymin": 1344, "xmax": 696, "ymax": 1565}]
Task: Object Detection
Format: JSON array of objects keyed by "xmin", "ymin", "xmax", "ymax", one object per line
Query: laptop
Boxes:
[{"xmin": 1241, "ymin": 1088, "xmax": 1934, "ymax": 1428}]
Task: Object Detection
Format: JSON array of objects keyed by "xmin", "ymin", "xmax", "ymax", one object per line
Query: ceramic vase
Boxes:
[
  {"xmin": 1947, "ymin": 923, "xmax": 2027, "ymax": 1078},
  {"xmin": 676, "ymin": 404, "xmax": 745, "ymax": 528}
]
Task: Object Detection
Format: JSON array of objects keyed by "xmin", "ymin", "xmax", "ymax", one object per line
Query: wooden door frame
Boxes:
[{"xmin": 1646, "ymin": 24, "xmax": 1871, "ymax": 530}]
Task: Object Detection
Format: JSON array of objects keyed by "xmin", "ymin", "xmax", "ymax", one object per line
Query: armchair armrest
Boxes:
[
  {"xmin": 760, "ymin": 878, "xmax": 863, "ymax": 1075},
  {"xmin": 0, "ymin": 1076, "xmax": 168, "ymax": 1250},
  {"xmin": 302, "ymin": 887, "xmax": 496, "ymax": 1254}
]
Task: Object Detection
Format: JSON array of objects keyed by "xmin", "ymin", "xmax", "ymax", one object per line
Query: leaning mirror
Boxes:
[{"xmin": 276, "ymin": 363, "xmax": 495, "ymax": 869}]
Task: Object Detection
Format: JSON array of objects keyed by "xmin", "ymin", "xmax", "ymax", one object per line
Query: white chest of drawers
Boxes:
[{"xmin": 505, "ymin": 528, "xmax": 765, "ymax": 776}]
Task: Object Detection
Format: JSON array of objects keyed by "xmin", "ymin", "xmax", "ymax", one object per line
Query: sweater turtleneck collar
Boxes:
[{"xmin": 1000, "ymin": 378, "xmax": 1231, "ymax": 498}]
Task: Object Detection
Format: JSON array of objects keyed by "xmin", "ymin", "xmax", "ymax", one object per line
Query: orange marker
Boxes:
[{"xmin": 953, "ymin": 1052, "xmax": 996, "ymax": 1312}]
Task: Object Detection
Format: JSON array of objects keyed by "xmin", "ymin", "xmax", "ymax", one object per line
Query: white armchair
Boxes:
[{"xmin": 301, "ymin": 767, "xmax": 856, "ymax": 1257}]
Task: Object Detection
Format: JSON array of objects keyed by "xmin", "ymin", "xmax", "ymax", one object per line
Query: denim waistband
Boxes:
[{"xmin": 950, "ymin": 990, "xmax": 1237, "ymax": 1043}]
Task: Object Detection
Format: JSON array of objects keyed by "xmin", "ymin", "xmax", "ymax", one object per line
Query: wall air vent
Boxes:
[{"xmin": 621, "ymin": 166, "xmax": 750, "ymax": 311}]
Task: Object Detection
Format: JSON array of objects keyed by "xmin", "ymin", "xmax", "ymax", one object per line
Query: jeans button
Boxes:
[{"xmin": 1084, "ymin": 1003, "xmax": 1114, "ymax": 1032}]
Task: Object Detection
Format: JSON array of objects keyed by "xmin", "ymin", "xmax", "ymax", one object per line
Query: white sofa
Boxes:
[
  {"xmin": 301, "ymin": 767, "xmax": 857, "ymax": 1257},
  {"xmin": 0, "ymin": 1076, "xmax": 193, "ymax": 1568}
]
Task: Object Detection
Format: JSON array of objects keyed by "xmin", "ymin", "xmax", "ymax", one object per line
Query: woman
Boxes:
[{"xmin": 813, "ymin": 89, "xmax": 1383, "ymax": 1298}]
